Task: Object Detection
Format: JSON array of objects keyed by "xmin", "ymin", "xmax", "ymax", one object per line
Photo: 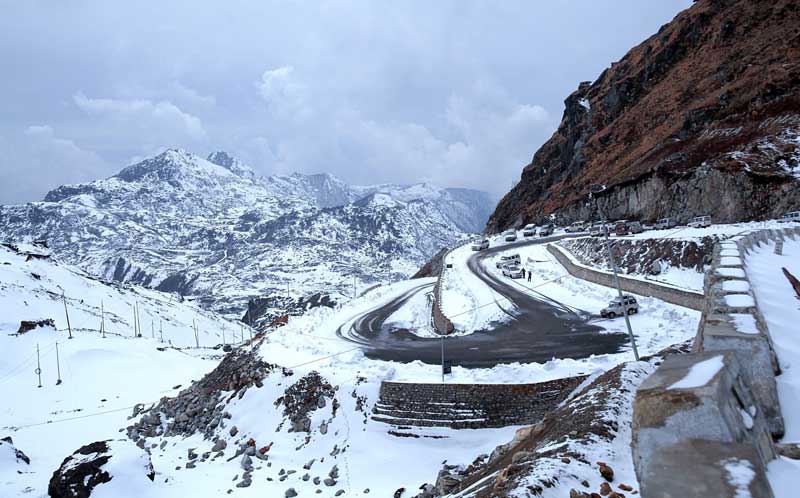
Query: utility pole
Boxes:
[
  {"xmin": 135, "ymin": 302, "xmax": 142, "ymax": 338},
  {"xmin": 55, "ymin": 342, "xmax": 62, "ymax": 385},
  {"xmin": 62, "ymin": 292, "xmax": 73, "ymax": 340},
  {"xmin": 353, "ymin": 275, "xmax": 357, "ymax": 299},
  {"xmin": 35, "ymin": 344, "xmax": 42, "ymax": 388},
  {"xmin": 151, "ymin": 320, "xmax": 155, "ymax": 339},
  {"xmin": 132, "ymin": 304, "xmax": 137, "ymax": 337},
  {"xmin": 159, "ymin": 320, "xmax": 163, "ymax": 343},
  {"xmin": 589, "ymin": 184, "xmax": 640, "ymax": 361},
  {"xmin": 286, "ymin": 281, "xmax": 290, "ymax": 299},
  {"xmin": 100, "ymin": 300, "xmax": 106, "ymax": 338},
  {"xmin": 222, "ymin": 325, "xmax": 226, "ymax": 345},
  {"xmin": 193, "ymin": 319, "xmax": 199, "ymax": 348}
]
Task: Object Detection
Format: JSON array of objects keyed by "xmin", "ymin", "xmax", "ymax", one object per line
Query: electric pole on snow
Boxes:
[
  {"xmin": 159, "ymin": 320, "xmax": 164, "ymax": 343},
  {"xmin": 100, "ymin": 300, "xmax": 106, "ymax": 338},
  {"xmin": 55, "ymin": 342, "xmax": 62, "ymax": 385},
  {"xmin": 35, "ymin": 344, "xmax": 42, "ymax": 388},
  {"xmin": 588, "ymin": 184, "xmax": 640, "ymax": 361},
  {"xmin": 62, "ymin": 292, "xmax": 73, "ymax": 339}
]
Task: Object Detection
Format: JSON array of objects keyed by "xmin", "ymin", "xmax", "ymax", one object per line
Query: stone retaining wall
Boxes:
[
  {"xmin": 372, "ymin": 376, "xmax": 586, "ymax": 430},
  {"xmin": 631, "ymin": 226, "xmax": 800, "ymax": 497},
  {"xmin": 547, "ymin": 243, "xmax": 705, "ymax": 311}
]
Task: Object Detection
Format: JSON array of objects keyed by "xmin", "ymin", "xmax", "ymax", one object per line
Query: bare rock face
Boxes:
[
  {"xmin": 488, "ymin": 0, "xmax": 800, "ymax": 232},
  {"xmin": 48, "ymin": 440, "xmax": 154, "ymax": 498}
]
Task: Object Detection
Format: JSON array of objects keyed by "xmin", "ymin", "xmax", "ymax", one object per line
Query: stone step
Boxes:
[{"xmin": 372, "ymin": 407, "xmax": 482, "ymax": 421}]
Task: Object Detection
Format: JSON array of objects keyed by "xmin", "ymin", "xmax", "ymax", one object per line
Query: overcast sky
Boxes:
[{"xmin": 0, "ymin": 0, "xmax": 690, "ymax": 204}]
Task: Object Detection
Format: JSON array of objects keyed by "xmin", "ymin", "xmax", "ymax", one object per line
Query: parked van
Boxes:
[
  {"xmin": 496, "ymin": 254, "xmax": 521, "ymax": 269},
  {"xmin": 627, "ymin": 221, "xmax": 644, "ymax": 234},
  {"xmin": 655, "ymin": 217, "xmax": 676, "ymax": 230},
  {"xmin": 688, "ymin": 215, "xmax": 712, "ymax": 228},
  {"xmin": 503, "ymin": 229, "xmax": 518, "ymax": 242},
  {"xmin": 780, "ymin": 211, "xmax": 800, "ymax": 223},
  {"xmin": 589, "ymin": 222, "xmax": 608, "ymax": 237},
  {"xmin": 614, "ymin": 220, "xmax": 630, "ymax": 236},
  {"xmin": 538, "ymin": 224, "xmax": 554, "ymax": 237}
]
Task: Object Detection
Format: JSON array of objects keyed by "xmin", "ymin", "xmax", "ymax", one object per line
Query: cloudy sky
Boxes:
[{"xmin": 0, "ymin": 0, "xmax": 690, "ymax": 204}]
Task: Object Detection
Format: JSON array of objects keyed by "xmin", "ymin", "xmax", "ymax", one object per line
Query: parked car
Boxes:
[
  {"xmin": 522, "ymin": 224, "xmax": 537, "ymax": 237},
  {"xmin": 589, "ymin": 222, "xmax": 609, "ymax": 237},
  {"xmin": 538, "ymin": 224, "xmax": 554, "ymax": 237},
  {"xmin": 780, "ymin": 211, "xmax": 800, "ymax": 223},
  {"xmin": 627, "ymin": 221, "xmax": 644, "ymax": 234},
  {"xmin": 565, "ymin": 221, "xmax": 587, "ymax": 233},
  {"xmin": 471, "ymin": 239, "xmax": 490, "ymax": 251},
  {"xmin": 614, "ymin": 220, "xmax": 630, "ymax": 236},
  {"xmin": 600, "ymin": 295, "xmax": 639, "ymax": 318},
  {"xmin": 501, "ymin": 264, "xmax": 524, "ymax": 279},
  {"xmin": 496, "ymin": 253, "xmax": 521, "ymax": 268},
  {"xmin": 654, "ymin": 217, "xmax": 677, "ymax": 230},
  {"xmin": 503, "ymin": 229, "xmax": 518, "ymax": 242},
  {"xmin": 688, "ymin": 215, "xmax": 712, "ymax": 228}
]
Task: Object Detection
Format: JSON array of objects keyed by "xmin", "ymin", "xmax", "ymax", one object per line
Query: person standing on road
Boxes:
[
  {"xmin": 527, "ymin": 271, "xmax": 532, "ymax": 282},
  {"xmin": 521, "ymin": 267, "xmax": 526, "ymax": 279}
]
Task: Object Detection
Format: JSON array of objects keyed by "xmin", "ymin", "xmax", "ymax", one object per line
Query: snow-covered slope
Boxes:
[{"xmin": 0, "ymin": 149, "xmax": 493, "ymax": 321}]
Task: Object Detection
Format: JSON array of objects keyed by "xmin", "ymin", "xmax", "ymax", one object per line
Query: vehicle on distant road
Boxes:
[
  {"xmin": 780, "ymin": 211, "xmax": 800, "ymax": 223},
  {"xmin": 501, "ymin": 264, "xmax": 524, "ymax": 279},
  {"xmin": 539, "ymin": 225, "xmax": 554, "ymax": 237},
  {"xmin": 522, "ymin": 224, "xmax": 537, "ymax": 237},
  {"xmin": 503, "ymin": 229, "xmax": 518, "ymax": 242},
  {"xmin": 496, "ymin": 253, "xmax": 521, "ymax": 268},
  {"xmin": 565, "ymin": 221, "xmax": 587, "ymax": 233},
  {"xmin": 614, "ymin": 220, "xmax": 630, "ymax": 236},
  {"xmin": 688, "ymin": 215, "xmax": 712, "ymax": 228},
  {"xmin": 471, "ymin": 239, "xmax": 490, "ymax": 251},
  {"xmin": 589, "ymin": 222, "xmax": 608, "ymax": 237},
  {"xmin": 600, "ymin": 295, "xmax": 639, "ymax": 318},
  {"xmin": 627, "ymin": 221, "xmax": 644, "ymax": 234},
  {"xmin": 655, "ymin": 217, "xmax": 677, "ymax": 230}
]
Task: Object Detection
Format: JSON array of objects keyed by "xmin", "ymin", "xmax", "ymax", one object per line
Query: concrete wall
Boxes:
[
  {"xmin": 372, "ymin": 376, "xmax": 586, "ymax": 429},
  {"xmin": 547, "ymin": 243, "xmax": 705, "ymax": 311}
]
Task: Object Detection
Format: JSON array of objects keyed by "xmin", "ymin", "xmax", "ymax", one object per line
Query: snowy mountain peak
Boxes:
[
  {"xmin": 207, "ymin": 150, "xmax": 257, "ymax": 180},
  {"xmin": 114, "ymin": 148, "xmax": 233, "ymax": 183}
]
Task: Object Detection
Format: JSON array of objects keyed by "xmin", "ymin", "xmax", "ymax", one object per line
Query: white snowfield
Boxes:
[{"xmin": 744, "ymin": 236, "xmax": 800, "ymax": 495}]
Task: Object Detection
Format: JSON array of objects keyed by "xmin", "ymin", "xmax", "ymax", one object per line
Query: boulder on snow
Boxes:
[
  {"xmin": 16, "ymin": 318, "xmax": 56, "ymax": 335},
  {"xmin": 1, "ymin": 436, "xmax": 31, "ymax": 467},
  {"xmin": 48, "ymin": 440, "xmax": 154, "ymax": 498}
]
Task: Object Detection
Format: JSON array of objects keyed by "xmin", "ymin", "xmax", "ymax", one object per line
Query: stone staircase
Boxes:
[{"xmin": 371, "ymin": 377, "xmax": 587, "ymax": 433}]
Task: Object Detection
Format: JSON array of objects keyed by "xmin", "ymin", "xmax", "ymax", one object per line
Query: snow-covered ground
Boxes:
[
  {"xmin": 438, "ymin": 239, "xmax": 508, "ymax": 333},
  {"xmin": 0, "ymin": 244, "xmax": 247, "ymax": 497},
  {"xmin": 743, "ymin": 235, "xmax": 800, "ymax": 495},
  {"xmin": 627, "ymin": 220, "xmax": 790, "ymax": 241}
]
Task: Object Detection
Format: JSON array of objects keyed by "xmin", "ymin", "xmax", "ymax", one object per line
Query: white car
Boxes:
[
  {"xmin": 565, "ymin": 221, "xmax": 587, "ymax": 233},
  {"xmin": 495, "ymin": 253, "xmax": 521, "ymax": 268},
  {"xmin": 471, "ymin": 239, "xmax": 490, "ymax": 251},
  {"xmin": 501, "ymin": 265, "xmax": 524, "ymax": 279},
  {"xmin": 780, "ymin": 211, "xmax": 800, "ymax": 223},
  {"xmin": 522, "ymin": 224, "xmax": 537, "ymax": 237},
  {"xmin": 688, "ymin": 215, "xmax": 711, "ymax": 228},
  {"xmin": 503, "ymin": 229, "xmax": 518, "ymax": 242}
]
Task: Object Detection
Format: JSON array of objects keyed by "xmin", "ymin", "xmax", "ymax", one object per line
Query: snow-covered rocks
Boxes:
[
  {"xmin": 275, "ymin": 371, "xmax": 336, "ymax": 433},
  {"xmin": 0, "ymin": 437, "xmax": 30, "ymax": 482},
  {"xmin": 48, "ymin": 440, "xmax": 154, "ymax": 498}
]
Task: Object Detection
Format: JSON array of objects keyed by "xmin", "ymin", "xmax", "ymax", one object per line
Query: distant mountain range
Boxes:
[{"xmin": 0, "ymin": 148, "xmax": 493, "ymax": 320}]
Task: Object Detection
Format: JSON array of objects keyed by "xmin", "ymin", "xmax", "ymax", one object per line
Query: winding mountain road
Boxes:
[{"xmin": 337, "ymin": 235, "xmax": 627, "ymax": 368}]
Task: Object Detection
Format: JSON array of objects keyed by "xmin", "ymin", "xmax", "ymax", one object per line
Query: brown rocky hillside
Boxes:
[{"xmin": 488, "ymin": 0, "xmax": 800, "ymax": 232}]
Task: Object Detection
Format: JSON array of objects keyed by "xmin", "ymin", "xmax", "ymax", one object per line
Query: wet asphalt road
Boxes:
[{"xmin": 336, "ymin": 235, "xmax": 627, "ymax": 368}]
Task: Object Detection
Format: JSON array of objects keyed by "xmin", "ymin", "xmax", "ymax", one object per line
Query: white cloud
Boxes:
[
  {"xmin": 73, "ymin": 93, "xmax": 206, "ymax": 140},
  {"xmin": 255, "ymin": 67, "xmax": 311, "ymax": 121}
]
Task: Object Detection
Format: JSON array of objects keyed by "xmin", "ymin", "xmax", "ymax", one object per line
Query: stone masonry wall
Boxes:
[
  {"xmin": 372, "ymin": 376, "xmax": 587, "ymax": 429},
  {"xmin": 547, "ymin": 243, "xmax": 705, "ymax": 311}
]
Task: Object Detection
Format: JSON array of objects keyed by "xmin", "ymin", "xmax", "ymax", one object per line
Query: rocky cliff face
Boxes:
[{"xmin": 488, "ymin": 0, "xmax": 800, "ymax": 232}]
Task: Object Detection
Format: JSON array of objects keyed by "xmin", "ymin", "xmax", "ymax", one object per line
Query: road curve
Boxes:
[{"xmin": 337, "ymin": 235, "xmax": 627, "ymax": 368}]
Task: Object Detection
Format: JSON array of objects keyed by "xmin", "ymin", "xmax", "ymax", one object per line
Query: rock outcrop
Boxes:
[
  {"xmin": 488, "ymin": 0, "xmax": 800, "ymax": 231},
  {"xmin": 48, "ymin": 440, "xmax": 154, "ymax": 498}
]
